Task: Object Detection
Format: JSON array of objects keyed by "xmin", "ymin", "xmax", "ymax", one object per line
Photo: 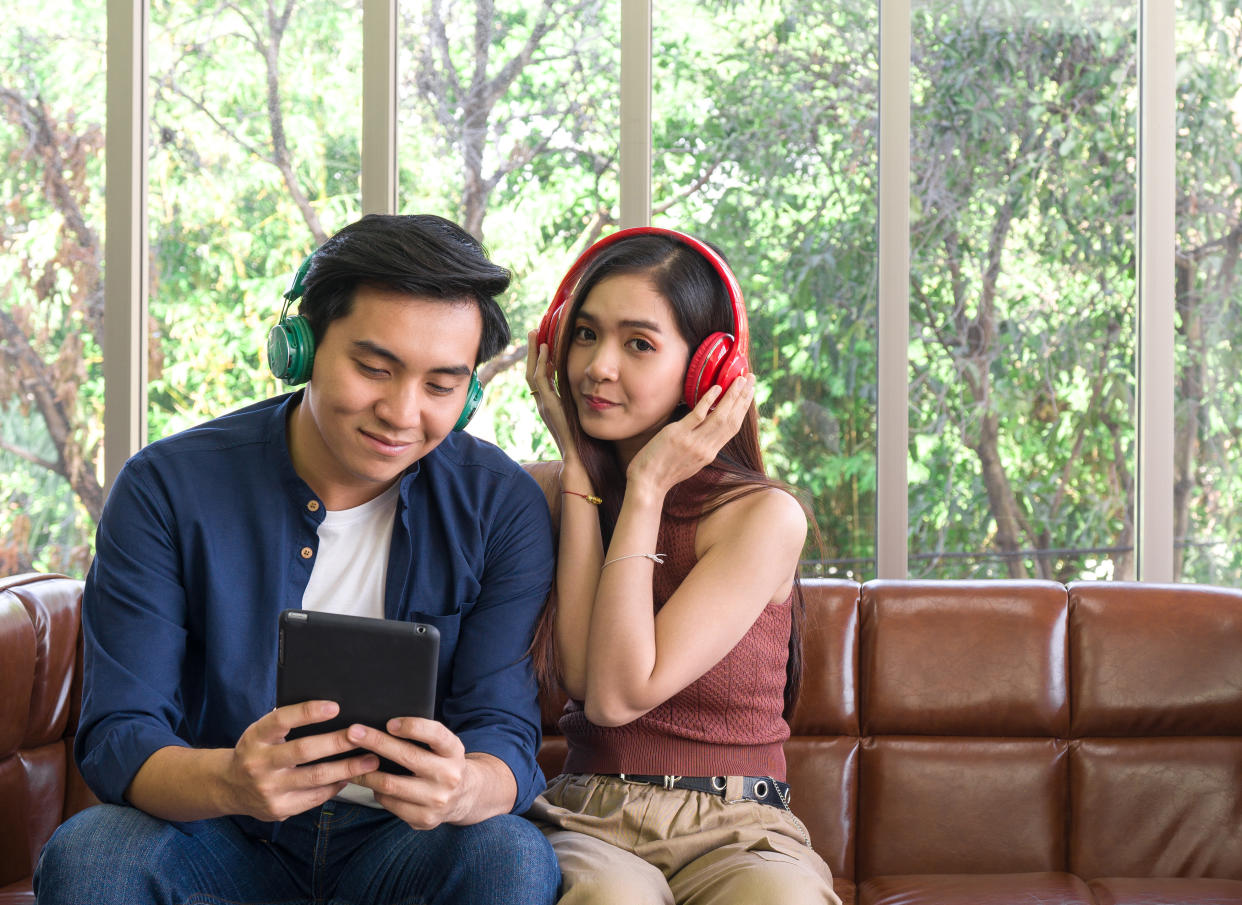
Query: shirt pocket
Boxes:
[{"xmin": 410, "ymin": 609, "xmax": 462, "ymax": 705}]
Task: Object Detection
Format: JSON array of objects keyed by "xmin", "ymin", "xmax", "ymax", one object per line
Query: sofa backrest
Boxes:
[
  {"xmin": 538, "ymin": 577, "xmax": 1242, "ymax": 886},
  {"xmin": 0, "ymin": 573, "xmax": 94, "ymax": 889},
  {"xmin": 855, "ymin": 579, "xmax": 1072, "ymax": 880},
  {"xmin": 1066, "ymin": 581, "xmax": 1242, "ymax": 880}
]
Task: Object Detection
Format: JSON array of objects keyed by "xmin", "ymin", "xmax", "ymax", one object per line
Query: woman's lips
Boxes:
[{"xmin": 582, "ymin": 394, "xmax": 618, "ymax": 412}]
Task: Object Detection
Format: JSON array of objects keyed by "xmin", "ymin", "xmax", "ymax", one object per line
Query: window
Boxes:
[
  {"xmin": 907, "ymin": 0, "xmax": 1138, "ymax": 580},
  {"xmin": 653, "ymin": 1, "xmax": 879, "ymax": 578},
  {"xmin": 1173, "ymin": 0, "xmax": 1242, "ymax": 583},
  {"xmin": 3, "ymin": 0, "xmax": 1239, "ymax": 583},
  {"xmin": 147, "ymin": 1, "xmax": 364, "ymax": 439},
  {"xmin": 1, "ymin": 1, "xmax": 106, "ymax": 576}
]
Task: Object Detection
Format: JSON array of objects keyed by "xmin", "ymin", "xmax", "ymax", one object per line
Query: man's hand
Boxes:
[
  {"xmin": 221, "ymin": 700, "xmax": 381, "ymax": 822},
  {"xmin": 124, "ymin": 700, "xmax": 382, "ymax": 823},
  {"xmin": 346, "ymin": 718, "xmax": 517, "ymax": 828}
]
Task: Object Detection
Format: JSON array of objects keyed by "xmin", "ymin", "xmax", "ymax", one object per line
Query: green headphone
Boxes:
[{"xmin": 266, "ymin": 252, "xmax": 483, "ymax": 432}]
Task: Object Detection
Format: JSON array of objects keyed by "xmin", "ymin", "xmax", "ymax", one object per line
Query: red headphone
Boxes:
[{"xmin": 535, "ymin": 226, "xmax": 750, "ymax": 407}]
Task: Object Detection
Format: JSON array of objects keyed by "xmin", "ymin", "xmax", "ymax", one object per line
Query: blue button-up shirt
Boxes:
[{"xmin": 76, "ymin": 392, "xmax": 555, "ymax": 835}]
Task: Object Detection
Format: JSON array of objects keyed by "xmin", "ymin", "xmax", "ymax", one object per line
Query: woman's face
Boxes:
[{"xmin": 566, "ymin": 273, "xmax": 691, "ymax": 462}]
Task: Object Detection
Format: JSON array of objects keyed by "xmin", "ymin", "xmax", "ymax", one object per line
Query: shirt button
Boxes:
[
  {"xmin": 300, "ymin": 546, "xmax": 314, "ymax": 560},
  {"xmin": 307, "ymin": 500, "xmax": 320, "ymax": 512}
]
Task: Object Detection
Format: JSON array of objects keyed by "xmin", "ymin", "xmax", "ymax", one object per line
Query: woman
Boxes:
[{"xmin": 523, "ymin": 227, "xmax": 840, "ymax": 905}]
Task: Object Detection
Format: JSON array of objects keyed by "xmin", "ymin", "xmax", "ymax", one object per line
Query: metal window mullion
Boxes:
[
  {"xmin": 104, "ymin": 0, "xmax": 149, "ymax": 492},
  {"xmin": 1136, "ymin": 0, "xmax": 1175, "ymax": 581},
  {"xmin": 877, "ymin": 0, "xmax": 911, "ymax": 578},
  {"xmin": 620, "ymin": 0, "xmax": 651, "ymax": 228},
  {"xmin": 362, "ymin": 0, "xmax": 398, "ymax": 215}
]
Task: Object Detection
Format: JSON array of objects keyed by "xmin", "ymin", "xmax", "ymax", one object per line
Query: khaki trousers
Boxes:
[{"xmin": 527, "ymin": 773, "xmax": 841, "ymax": 905}]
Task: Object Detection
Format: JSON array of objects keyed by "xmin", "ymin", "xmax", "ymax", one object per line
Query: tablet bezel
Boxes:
[{"xmin": 276, "ymin": 609, "xmax": 439, "ymax": 775}]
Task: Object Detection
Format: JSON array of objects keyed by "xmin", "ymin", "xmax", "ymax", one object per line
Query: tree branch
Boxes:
[{"xmin": 0, "ymin": 436, "xmax": 59, "ymax": 472}]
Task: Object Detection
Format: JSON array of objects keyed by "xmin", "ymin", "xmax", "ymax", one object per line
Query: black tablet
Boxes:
[{"xmin": 276, "ymin": 609, "xmax": 439, "ymax": 774}]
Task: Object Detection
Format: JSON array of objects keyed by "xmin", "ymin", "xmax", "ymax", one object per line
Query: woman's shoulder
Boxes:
[{"xmin": 698, "ymin": 482, "xmax": 808, "ymax": 551}]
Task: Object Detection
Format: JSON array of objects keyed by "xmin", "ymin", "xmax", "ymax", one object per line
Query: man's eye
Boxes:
[
  {"xmin": 357, "ymin": 362, "xmax": 385, "ymax": 376},
  {"xmin": 428, "ymin": 383, "xmax": 455, "ymax": 396}
]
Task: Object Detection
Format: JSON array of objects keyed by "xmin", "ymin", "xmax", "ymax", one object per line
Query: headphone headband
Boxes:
[
  {"xmin": 548, "ymin": 226, "xmax": 749, "ymax": 359},
  {"xmin": 284, "ymin": 252, "xmax": 315, "ymax": 300},
  {"xmin": 539, "ymin": 226, "xmax": 750, "ymax": 406},
  {"xmin": 267, "ymin": 248, "xmax": 481, "ymax": 430}
]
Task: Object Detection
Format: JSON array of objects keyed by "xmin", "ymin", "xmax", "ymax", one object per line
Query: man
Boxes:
[{"xmin": 34, "ymin": 214, "xmax": 560, "ymax": 904}]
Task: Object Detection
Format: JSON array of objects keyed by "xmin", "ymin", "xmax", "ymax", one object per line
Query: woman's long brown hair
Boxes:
[{"xmin": 530, "ymin": 233, "xmax": 807, "ymax": 719}]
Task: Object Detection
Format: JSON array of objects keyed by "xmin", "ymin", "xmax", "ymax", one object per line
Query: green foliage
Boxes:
[
  {"xmin": 2, "ymin": 0, "xmax": 1240, "ymax": 585},
  {"xmin": 1, "ymin": 1, "xmax": 106, "ymax": 577}
]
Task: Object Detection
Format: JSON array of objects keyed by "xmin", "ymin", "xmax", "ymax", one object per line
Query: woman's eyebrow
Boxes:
[
  {"xmin": 576, "ymin": 311, "xmax": 665, "ymax": 333},
  {"xmin": 619, "ymin": 319, "xmax": 664, "ymax": 333}
]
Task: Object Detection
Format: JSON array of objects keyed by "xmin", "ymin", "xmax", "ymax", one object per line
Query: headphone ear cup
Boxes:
[
  {"xmin": 454, "ymin": 372, "xmax": 483, "ymax": 432},
  {"xmin": 267, "ymin": 314, "xmax": 315, "ymax": 385},
  {"xmin": 714, "ymin": 348, "xmax": 749, "ymax": 397},
  {"xmin": 536, "ymin": 302, "xmax": 563, "ymax": 358},
  {"xmin": 683, "ymin": 332, "xmax": 734, "ymax": 407}
]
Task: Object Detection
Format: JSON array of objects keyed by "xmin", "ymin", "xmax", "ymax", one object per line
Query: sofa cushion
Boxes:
[
  {"xmin": 13, "ymin": 576, "xmax": 81, "ymax": 748},
  {"xmin": 0, "ymin": 598, "xmax": 35, "ymax": 757},
  {"xmin": 786, "ymin": 735, "xmax": 857, "ymax": 884},
  {"xmin": 1088, "ymin": 877, "xmax": 1242, "ymax": 905},
  {"xmin": 860, "ymin": 580, "xmax": 1069, "ymax": 737},
  {"xmin": 833, "ymin": 877, "xmax": 857, "ymax": 905},
  {"xmin": 0, "ymin": 596, "xmax": 37, "ymax": 890},
  {"xmin": 790, "ymin": 579, "xmax": 859, "ymax": 736},
  {"xmin": 0, "ymin": 881, "xmax": 35, "ymax": 905},
  {"xmin": 1070, "ymin": 737, "xmax": 1242, "ymax": 881},
  {"xmin": 859, "ymin": 871, "xmax": 1094, "ymax": 905},
  {"xmin": 0, "ymin": 574, "xmax": 82, "ymax": 895},
  {"xmin": 1069, "ymin": 582, "xmax": 1242, "ymax": 736},
  {"xmin": 857, "ymin": 737, "xmax": 1069, "ymax": 879}
]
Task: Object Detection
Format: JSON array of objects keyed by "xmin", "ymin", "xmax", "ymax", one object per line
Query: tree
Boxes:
[
  {"xmin": 1170, "ymin": 0, "xmax": 1242, "ymax": 581},
  {"xmin": 400, "ymin": 0, "xmax": 621, "ymax": 394},
  {"xmin": 1, "ymin": 10, "xmax": 106, "ymax": 575},
  {"xmin": 3, "ymin": 0, "xmax": 1240, "ymax": 585}
]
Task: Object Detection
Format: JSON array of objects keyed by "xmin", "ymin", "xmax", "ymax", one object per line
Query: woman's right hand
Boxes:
[{"xmin": 525, "ymin": 329, "xmax": 574, "ymax": 460}]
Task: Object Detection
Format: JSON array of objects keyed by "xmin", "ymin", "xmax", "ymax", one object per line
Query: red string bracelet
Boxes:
[{"xmin": 561, "ymin": 489, "xmax": 602, "ymax": 505}]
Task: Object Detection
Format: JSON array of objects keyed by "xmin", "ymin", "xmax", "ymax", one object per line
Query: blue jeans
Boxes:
[{"xmin": 33, "ymin": 801, "xmax": 560, "ymax": 905}]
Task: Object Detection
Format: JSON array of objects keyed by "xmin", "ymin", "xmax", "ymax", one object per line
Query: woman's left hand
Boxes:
[{"xmin": 625, "ymin": 374, "xmax": 756, "ymax": 496}]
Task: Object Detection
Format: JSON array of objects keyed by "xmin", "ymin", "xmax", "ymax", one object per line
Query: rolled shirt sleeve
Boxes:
[
  {"xmin": 76, "ymin": 457, "xmax": 195, "ymax": 804},
  {"xmin": 439, "ymin": 466, "xmax": 554, "ymax": 813}
]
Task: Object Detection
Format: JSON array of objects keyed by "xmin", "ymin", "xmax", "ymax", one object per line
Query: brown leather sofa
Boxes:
[
  {"xmin": 0, "ymin": 574, "xmax": 95, "ymax": 905},
  {"xmin": 4, "ymin": 571, "xmax": 1241, "ymax": 904}
]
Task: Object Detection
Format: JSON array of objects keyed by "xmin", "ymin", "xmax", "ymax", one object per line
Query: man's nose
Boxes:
[{"xmin": 376, "ymin": 382, "xmax": 422, "ymax": 429}]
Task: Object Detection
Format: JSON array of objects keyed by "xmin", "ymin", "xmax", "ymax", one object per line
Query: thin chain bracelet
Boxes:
[{"xmin": 601, "ymin": 552, "xmax": 667, "ymax": 568}]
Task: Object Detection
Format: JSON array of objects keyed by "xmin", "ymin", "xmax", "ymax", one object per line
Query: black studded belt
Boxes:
[{"xmin": 610, "ymin": 774, "xmax": 792, "ymax": 809}]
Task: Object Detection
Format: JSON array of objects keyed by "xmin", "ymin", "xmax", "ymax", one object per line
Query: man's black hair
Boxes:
[{"xmin": 298, "ymin": 213, "xmax": 512, "ymax": 364}]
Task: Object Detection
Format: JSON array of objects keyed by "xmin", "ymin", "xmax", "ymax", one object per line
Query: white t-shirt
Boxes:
[
  {"xmin": 301, "ymin": 480, "xmax": 401, "ymax": 808},
  {"xmin": 301, "ymin": 481, "xmax": 400, "ymax": 619}
]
